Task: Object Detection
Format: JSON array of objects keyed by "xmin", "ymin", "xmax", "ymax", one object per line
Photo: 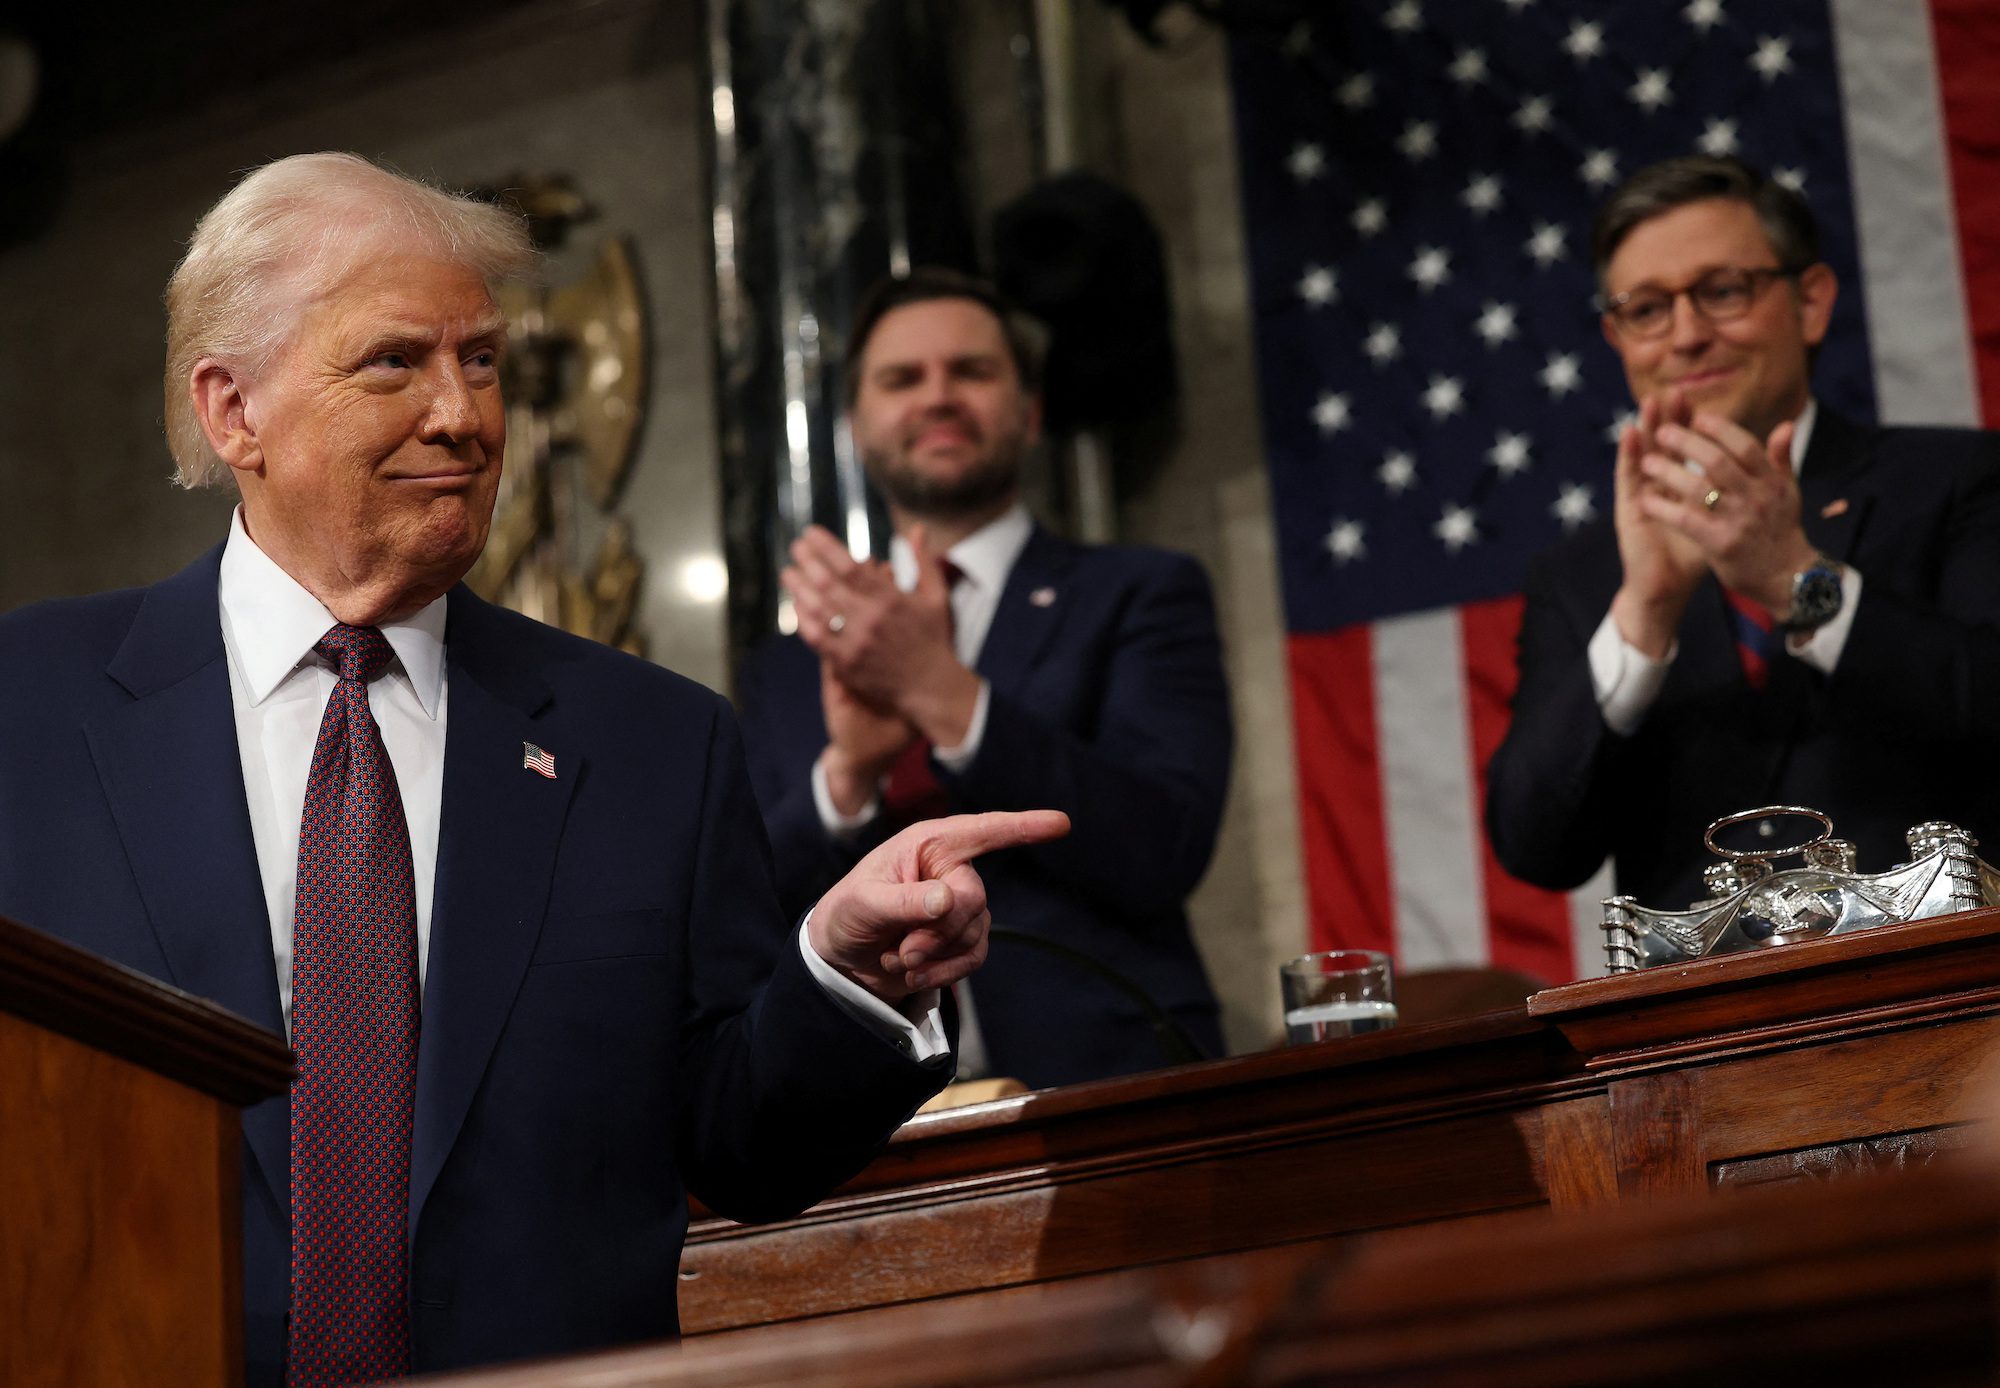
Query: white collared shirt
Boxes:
[
  {"xmin": 218, "ymin": 508, "xmax": 449, "ymax": 1036},
  {"xmin": 890, "ymin": 502, "xmax": 1035, "ymax": 673},
  {"xmin": 1589, "ymin": 400, "xmax": 1865, "ymax": 734}
]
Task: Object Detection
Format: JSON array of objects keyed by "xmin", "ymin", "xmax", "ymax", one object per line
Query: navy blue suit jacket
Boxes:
[
  {"xmin": 0, "ymin": 547, "xmax": 945, "ymax": 1383},
  {"xmin": 737, "ymin": 525, "xmax": 1230, "ymax": 1090},
  {"xmin": 1488, "ymin": 409, "xmax": 2000, "ymax": 914}
]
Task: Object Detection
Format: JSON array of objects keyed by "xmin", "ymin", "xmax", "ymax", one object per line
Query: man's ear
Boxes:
[
  {"xmin": 1795, "ymin": 262, "xmax": 1838, "ymax": 349},
  {"xmin": 189, "ymin": 359, "xmax": 262, "ymax": 474},
  {"xmin": 1023, "ymin": 393, "xmax": 1044, "ymax": 448}
]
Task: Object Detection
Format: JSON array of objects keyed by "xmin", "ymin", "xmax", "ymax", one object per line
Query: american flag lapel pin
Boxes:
[
  {"xmin": 522, "ymin": 742, "xmax": 557, "ymax": 779},
  {"xmin": 1029, "ymin": 586, "xmax": 1057, "ymax": 608}
]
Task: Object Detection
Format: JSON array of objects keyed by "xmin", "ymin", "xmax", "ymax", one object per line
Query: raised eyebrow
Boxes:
[
  {"xmin": 463, "ymin": 316, "xmax": 510, "ymax": 348},
  {"xmin": 357, "ymin": 331, "xmax": 433, "ymax": 360}
]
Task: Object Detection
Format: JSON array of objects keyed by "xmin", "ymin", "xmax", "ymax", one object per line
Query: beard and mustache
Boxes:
[{"xmin": 861, "ymin": 402, "xmax": 1031, "ymax": 520}]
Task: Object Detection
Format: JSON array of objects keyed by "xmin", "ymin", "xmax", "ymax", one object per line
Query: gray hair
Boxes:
[
  {"xmin": 163, "ymin": 151, "xmax": 538, "ymax": 488},
  {"xmin": 1590, "ymin": 155, "xmax": 1821, "ymax": 289}
]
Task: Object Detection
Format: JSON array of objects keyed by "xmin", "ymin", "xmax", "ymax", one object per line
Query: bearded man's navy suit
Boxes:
[
  {"xmin": 1487, "ymin": 408, "xmax": 2000, "ymax": 913},
  {"xmin": 0, "ymin": 547, "xmax": 944, "ymax": 1385},
  {"xmin": 738, "ymin": 525, "xmax": 1230, "ymax": 1090}
]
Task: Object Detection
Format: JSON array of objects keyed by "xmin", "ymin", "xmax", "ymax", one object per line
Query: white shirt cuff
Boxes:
[
  {"xmin": 1589, "ymin": 610, "xmax": 1675, "ymax": 737},
  {"xmin": 811, "ymin": 753, "xmax": 881, "ymax": 837},
  {"xmin": 930, "ymin": 679, "xmax": 990, "ymax": 774},
  {"xmin": 1785, "ymin": 566, "xmax": 1863, "ymax": 674},
  {"xmin": 796, "ymin": 916, "xmax": 952, "ymax": 1063}
]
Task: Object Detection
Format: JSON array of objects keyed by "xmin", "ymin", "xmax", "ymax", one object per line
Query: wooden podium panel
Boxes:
[
  {"xmin": 0, "ymin": 914, "xmax": 291, "ymax": 1387},
  {"xmin": 676, "ymin": 907, "xmax": 2000, "ymax": 1334},
  {"xmin": 422, "ymin": 1163, "xmax": 2000, "ymax": 1386}
]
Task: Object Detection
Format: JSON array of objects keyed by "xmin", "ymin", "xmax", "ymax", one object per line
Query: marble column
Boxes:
[{"xmin": 705, "ymin": 0, "xmax": 974, "ymax": 659}]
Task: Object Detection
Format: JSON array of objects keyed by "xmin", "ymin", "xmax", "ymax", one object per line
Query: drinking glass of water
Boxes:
[{"xmin": 1280, "ymin": 950, "xmax": 1397, "ymax": 1044}]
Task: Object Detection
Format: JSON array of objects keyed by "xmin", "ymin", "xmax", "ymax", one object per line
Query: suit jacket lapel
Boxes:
[
  {"xmin": 83, "ymin": 546, "xmax": 291, "ymax": 1212},
  {"xmin": 1797, "ymin": 407, "xmax": 1872, "ymax": 563},
  {"xmin": 976, "ymin": 526, "xmax": 1075, "ymax": 693},
  {"xmin": 411, "ymin": 587, "xmax": 574, "ymax": 1230},
  {"xmin": 1680, "ymin": 574, "xmax": 1749, "ymax": 690}
]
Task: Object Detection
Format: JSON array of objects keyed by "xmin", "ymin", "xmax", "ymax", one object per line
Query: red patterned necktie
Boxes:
[
  {"xmin": 880, "ymin": 561, "xmax": 963, "ymax": 827},
  {"xmin": 1723, "ymin": 588, "xmax": 1777, "ymax": 690},
  {"xmin": 288, "ymin": 624, "xmax": 418, "ymax": 1387}
]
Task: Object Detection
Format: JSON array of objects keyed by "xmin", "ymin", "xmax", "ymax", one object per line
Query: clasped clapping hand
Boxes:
[
  {"xmin": 1633, "ymin": 396, "xmax": 1817, "ymax": 614},
  {"xmin": 782, "ymin": 523, "xmax": 980, "ymax": 747},
  {"xmin": 785, "ymin": 525, "xmax": 960, "ymax": 698}
]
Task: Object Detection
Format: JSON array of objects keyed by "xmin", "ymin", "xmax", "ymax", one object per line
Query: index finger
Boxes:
[
  {"xmin": 1630, "ymin": 393, "xmax": 1661, "ymax": 453},
  {"xmin": 903, "ymin": 810, "xmax": 1071, "ymax": 872},
  {"xmin": 1687, "ymin": 410, "xmax": 1768, "ymax": 470},
  {"xmin": 795, "ymin": 524, "xmax": 863, "ymax": 571}
]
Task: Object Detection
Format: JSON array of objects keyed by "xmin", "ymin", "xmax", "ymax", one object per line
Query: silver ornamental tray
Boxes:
[{"xmin": 1602, "ymin": 806, "xmax": 2000, "ymax": 974}]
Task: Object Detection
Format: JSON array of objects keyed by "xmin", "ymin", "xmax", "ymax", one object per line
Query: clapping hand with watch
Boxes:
[{"xmin": 1614, "ymin": 386, "xmax": 1844, "ymax": 655}]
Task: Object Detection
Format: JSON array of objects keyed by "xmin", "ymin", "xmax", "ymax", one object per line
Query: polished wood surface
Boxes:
[
  {"xmin": 677, "ymin": 906, "xmax": 2000, "ymax": 1334},
  {"xmin": 422, "ymin": 1163, "xmax": 2000, "ymax": 1386},
  {"xmin": 0, "ymin": 913, "xmax": 291, "ymax": 1388},
  {"xmin": 0, "ymin": 909, "xmax": 294, "ymax": 1104}
]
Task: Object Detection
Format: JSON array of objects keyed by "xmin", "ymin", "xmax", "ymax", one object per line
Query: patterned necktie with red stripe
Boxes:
[
  {"xmin": 1722, "ymin": 588, "xmax": 1778, "ymax": 691},
  {"xmin": 288, "ymin": 624, "xmax": 418, "ymax": 1387}
]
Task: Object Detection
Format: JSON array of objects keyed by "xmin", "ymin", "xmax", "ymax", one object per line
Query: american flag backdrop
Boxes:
[{"xmin": 1228, "ymin": 1, "xmax": 2000, "ymax": 984}]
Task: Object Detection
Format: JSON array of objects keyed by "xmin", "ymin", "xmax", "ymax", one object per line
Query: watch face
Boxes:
[{"xmin": 1787, "ymin": 564, "xmax": 1842, "ymax": 631}]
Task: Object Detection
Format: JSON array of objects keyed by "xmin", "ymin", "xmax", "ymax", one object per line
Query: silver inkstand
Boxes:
[{"xmin": 1602, "ymin": 806, "xmax": 2000, "ymax": 974}]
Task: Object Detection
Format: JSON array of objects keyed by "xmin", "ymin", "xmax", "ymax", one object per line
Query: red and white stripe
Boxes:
[{"xmin": 1292, "ymin": 1, "xmax": 2000, "ymax": 985}]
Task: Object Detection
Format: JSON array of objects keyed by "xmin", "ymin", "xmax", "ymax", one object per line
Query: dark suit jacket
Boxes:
[
  {"xmin": 737, "ymin": 525, "xmax": 1231, "ymax": 1090},
  {"xmin": 0, "ymin": 547, "xmax": 946, "ymax": 1384},
  {"xmin": 1487, "ymin": 408, "xmax": 2000, "ymax": 913}
]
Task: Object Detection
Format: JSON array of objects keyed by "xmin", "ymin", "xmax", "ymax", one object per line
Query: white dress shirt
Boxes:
[
  {"xmin": 220, "ymin": 509, "xmax": 449, "ymax": 1037},
  {"xmin": 1590, "ymin": 400, "xmax": 1865, "ymax": 734},
  {"xmin": 219, "ymin": 508, "xmax": 945, "ymax": 1061}
]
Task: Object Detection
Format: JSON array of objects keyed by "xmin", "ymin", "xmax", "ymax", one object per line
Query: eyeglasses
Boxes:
[{"xmin": 1597, "ymin": 266, "xmax": 1803, "ymax": 339}]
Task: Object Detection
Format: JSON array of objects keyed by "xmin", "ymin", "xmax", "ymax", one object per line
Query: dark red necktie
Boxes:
[
  {"xmin": 1723, "ymin": 588, "xmax": 1777, "ymax": 691},
  {"xmin": 881, "ymin": 562, "xmax": 963, "ymax": 827},
  {"xmin": 288, "ymin": 624, "xmax": 418, "ymax": 1386}
]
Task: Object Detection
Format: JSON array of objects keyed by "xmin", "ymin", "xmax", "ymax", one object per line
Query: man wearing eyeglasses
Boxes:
[{"xmin": 1487, "ymin": 155, "xmax": 2000, "ymax": 915}]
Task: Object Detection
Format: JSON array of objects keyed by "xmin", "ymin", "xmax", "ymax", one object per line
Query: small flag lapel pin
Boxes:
[
  {"xmin": 522, "ymin": 742, "xmax": 557, "ymax": 779},
  {"xmin": 1029, "ymin": 586, "xmax": 1058, "ymax": 608},
  {"xmin": 1821, "ymin": 498, "xmax": 1850, "ymax": 519}
]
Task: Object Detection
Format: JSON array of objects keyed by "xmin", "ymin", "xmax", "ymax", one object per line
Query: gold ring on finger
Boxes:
[{"xmin": 1701, "ymin": 488, "xmax": 1722, "ymax": 512}]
